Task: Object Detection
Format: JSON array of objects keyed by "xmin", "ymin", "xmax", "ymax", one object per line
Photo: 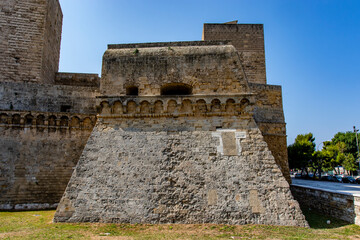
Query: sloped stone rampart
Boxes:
[{"xmin": 54, "ymin": 123, "xmax": 308, "ymax": 227}]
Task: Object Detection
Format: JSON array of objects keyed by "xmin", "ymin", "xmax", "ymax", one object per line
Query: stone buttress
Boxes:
[{"xmin": 54, "ymin": 42, "xmax": 308, "ymax": 227}]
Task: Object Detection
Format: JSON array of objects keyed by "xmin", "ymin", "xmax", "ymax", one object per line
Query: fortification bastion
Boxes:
[
  {"xmin": 1, "ymin": 0, "xmax": 306, "ymax": 227},
  {"xmin": 53, "ymin": 41, "xmax": 307, "ymax": 226}
]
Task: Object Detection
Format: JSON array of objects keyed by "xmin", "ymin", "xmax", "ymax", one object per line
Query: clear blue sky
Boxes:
[{"xmin": 58, "ymin": 0, "xmax": 360, "ymax": 147}]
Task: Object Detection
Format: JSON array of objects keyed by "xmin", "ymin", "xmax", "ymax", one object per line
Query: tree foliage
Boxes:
[
  {"xmin": 288, "ymin": 133, "xmax": 315, "ymax": 173},
  {"xmin": 331, "ymin": 131, "xmax": 358, "ymax": 159},
  {"xmin": 288, "ymin": 131, "xmax": 359, "ymax": 176},
  {"xmin": 343, "ymin": 153, "xmax": 357, "ymax": 173}
]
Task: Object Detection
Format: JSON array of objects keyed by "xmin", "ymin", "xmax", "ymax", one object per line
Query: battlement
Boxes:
[
  {"xmin": 108, "ymin": 40, "xmax": 230, "ymax": 49},
  {"xmin": 55, "ymin": 73, "xmax": 100, "ymax": 87},
  {"xmin": 203, "ymin": 24, "xmax": 264, "ymax": 51}
]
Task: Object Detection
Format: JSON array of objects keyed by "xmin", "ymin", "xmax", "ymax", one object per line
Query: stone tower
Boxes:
[
  {"xmin": 54, "ymin": 38, "xmax": 307, "ymax": 226},
  {"xmin": 203, "ymin": 23, "xmax": 289, "ymax": 182},
  {"xmin": 203, "ymin": 23, "xmax": 266, "ymax": 85},
  {"xmin": 0, "ymin": 0, "xmax": 62, "ymax": 83},
  {"xmin": 0, "ymin": 0, "xmax": 99, "ymax": 211}
]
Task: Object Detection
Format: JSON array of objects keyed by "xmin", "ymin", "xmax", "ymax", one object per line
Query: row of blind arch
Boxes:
[
  {"xmin": 0, "ymin": 113, "xmax": 94, "ymax": 128},
  {"xmin": 100, "ymin": 98, "xmax": 251, "ymax": 115}
]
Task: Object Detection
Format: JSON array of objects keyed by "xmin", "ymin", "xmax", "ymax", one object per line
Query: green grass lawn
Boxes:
[{"xmin": 0, "ymin": 209, "xmax": 359, "ymax": 239}]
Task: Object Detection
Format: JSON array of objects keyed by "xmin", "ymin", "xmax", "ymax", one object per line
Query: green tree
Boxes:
[
  {"xmin": 288, "ymin": 133, "xmax": 316, "ymax": 176},
  {"xmin": 343, "ymin": 153, "xmax": 357, "ymax": 175},
  {"xmin": 310, "ymin": 150, "xmax": 326, "ymax": 179},
  {"xmin": 321, "ymin": 141, "xmax": 346, "ymax": 174},
  {"xmin": 332, "ymin": 132, "xmax": 358, "ymax": 159}
]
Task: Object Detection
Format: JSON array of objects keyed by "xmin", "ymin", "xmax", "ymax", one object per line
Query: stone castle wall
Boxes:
[
  {"xmin": 54, "ymin": 124, "xmax": 307, "ymax": 227},
  {"xmin": 0, "ymin": 111, "xmax": 96, "ymax": 210},
  {"xmin": 101, "ymin": 43, "xmax": 249, "ymax": 96},
  {"xmin": 54, "ymin": 39, "xmax": 305, "ymax": 226},
  {"xmin": 250, "ymin": 83, "xmax": 289, "ymax": 182},
  {"xmin": 0, "ymin": 0, "xmax": 62, "ymax": 83},
  {"xmin": 0, "ymin": 80, "xmax": 99, "ymax": 210},
  {"xmin": 203, "ymin": 24, "xmax": 266, "ymax": 85},
  {"xmin": 55, "ymin": 73, "xmax": 100, "ymax": 87},
  {"xmin": 0, "ymin": 0, "xmax": 293, "ymax": 222},
  {"xmin": 291, "ymin": 185, "xmax": 360, "ymax": 225},
  {"xmin": 41, "ymin": 0, "xmax": 63, "ymax": 83},
  {"xmin": 0, "ymin": 81, "xmax": 99, "ymax": 114},
  {"xmin": 0, "ymin": 0, "xmax": 101, "ymax": 210}
]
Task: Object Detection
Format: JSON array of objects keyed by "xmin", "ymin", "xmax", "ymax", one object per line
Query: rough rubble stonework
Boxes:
[
  {"xmin": 54, "ymin": 41, "xmax": 308, "ymax": 226},
  {"xmin": 54, "ymin": 124, "xmax": 307, "ymax": 226},
  {"xmin": 0, "ymin": 0, "xmax": 307, "ymax": 227}
]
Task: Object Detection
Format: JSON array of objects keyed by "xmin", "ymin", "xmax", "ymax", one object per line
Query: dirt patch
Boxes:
[
  {"xmin": 91, "ymin": 237, "xmax": 134, "ymax": 240},
  {"xmin": 0, "ymin": 230, "xmax": 31, "ymax": 239}
]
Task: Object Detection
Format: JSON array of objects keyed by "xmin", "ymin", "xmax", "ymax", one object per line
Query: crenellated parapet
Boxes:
[{"xmin": 0, "ymin": 110, "xmax": 96, "ymax": 130}]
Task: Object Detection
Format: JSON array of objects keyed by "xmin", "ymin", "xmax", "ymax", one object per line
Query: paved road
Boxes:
[{"xmin": 291, "ymin": 178, "xmax": 360, "ymax": 197}]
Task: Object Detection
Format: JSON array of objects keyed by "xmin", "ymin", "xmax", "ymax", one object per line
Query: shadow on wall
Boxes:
[
  {"xmin": 301, "ymin": 208, "xmax": 350, "ymax": 229},
  {"xmin": 291, "ymin": 185, "xmax": 359, "ymax": 227}
]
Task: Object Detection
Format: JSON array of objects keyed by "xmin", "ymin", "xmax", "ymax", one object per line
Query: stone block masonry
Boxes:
[
  {"xmin": 291, "ymin": 185, "xmax": 360, "ymax": 225},
  {"xmin": 0, "ymin": 0, "xmax": 62, "ymax": 83},
  {"xmin": 0, "ymin": 81, "xmax": 99, "ymax": 114},
  {"xmin": 0, "ymin": 111, "xmax": 96, "ymax": 210},
  {"xmin": 203, "ymin": 24, "xmax": 266, "ymax": 85},
  {"xmin": 54, "ymin": 40, "xmax": 307, "ymax": 226},
  {"xmin": 1, "ymin": 0, "xmax": 298, "ymax": 226},
  {"xmin": 54, "ymin": 125, "xmax": 308, "ymax": 227}
]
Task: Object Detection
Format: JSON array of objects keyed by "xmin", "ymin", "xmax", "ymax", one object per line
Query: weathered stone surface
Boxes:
[
  {"xmin": 52, "ymin": 26, "xmax": 303, "ymax": 225},
  {"xmin": 0, "ymin": 0, "xmax": 62, "ymax": 83},
  {"xmin": 54, "ymin": 124, "xmax": 307, "ymax": 226},
  {"xmin": 291, "ymin": 185, "xmax": 360, "ymax": 225},
  {"xmin": 1, "ymin": 0, "xmax": 295, "ymax": 224},
  {"xmin": 0, "ymin": 121, "xmax": 94, "ymax": 210},
  {"xmin": 203, "ymin": 24, "xmax": 266, "ymax": 84},
  {"xmin": 101, "ymin": 43, "xmax": 249, "ymax": 96},
  {"xmin": 0, "ymin": 81, "xmax": 99, "ymax": 114}
]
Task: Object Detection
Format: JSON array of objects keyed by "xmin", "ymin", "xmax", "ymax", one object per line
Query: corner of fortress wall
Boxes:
[
  {"xmin": 1, "ymin": 0, "xmax": 298, "ymax": 225},
  {"xmin": 54, "ymin": 120, "xmax": 307, "ymax": 227},
  {"xmin": 54, "ymin": 42, "xmax": 306, "ymax": 226},
  {"xmin": 0, "ymin": 0, "xmax": 100, "ymax": 210}
]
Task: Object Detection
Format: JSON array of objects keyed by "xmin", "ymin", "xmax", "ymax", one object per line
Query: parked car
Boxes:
[
  {"xmin": 333, "ymin": 175, "xmax": 343, "ymax": 182},
  {"xmin": 295, "ymin": 173, "xmax": 302, "ymax": 179},
  {"xmin": 321, "ymin": 175, "xmax": 342, "ymax": 182},
  {"xmin": 321, "ymin": 175, "xmax": 333, "ymax": 181},
  {"xmin": 342, "ymin": 176, "xmax": 356, "ymax": 183}
]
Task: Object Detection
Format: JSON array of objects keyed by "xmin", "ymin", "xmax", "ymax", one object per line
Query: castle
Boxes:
[{"xmin": 0, "ymin": 0, "xmax": 307, "ymax": 226}]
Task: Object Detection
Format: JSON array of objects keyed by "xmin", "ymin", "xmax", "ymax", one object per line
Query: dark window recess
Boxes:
[
  {"xmin": 161, "ymin": 83, "xmax": 192, "ymax": 95},
  {"xmin": 126, "ymin": 86, "xmax": 139, "ymax": 96},
  {"xmin": 60, "ymin": 105, "xmax": 71, "ymax": 112},
  {"xmin": 25, "ymin": 115, "xmax": 33, "ymax": 125}
]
